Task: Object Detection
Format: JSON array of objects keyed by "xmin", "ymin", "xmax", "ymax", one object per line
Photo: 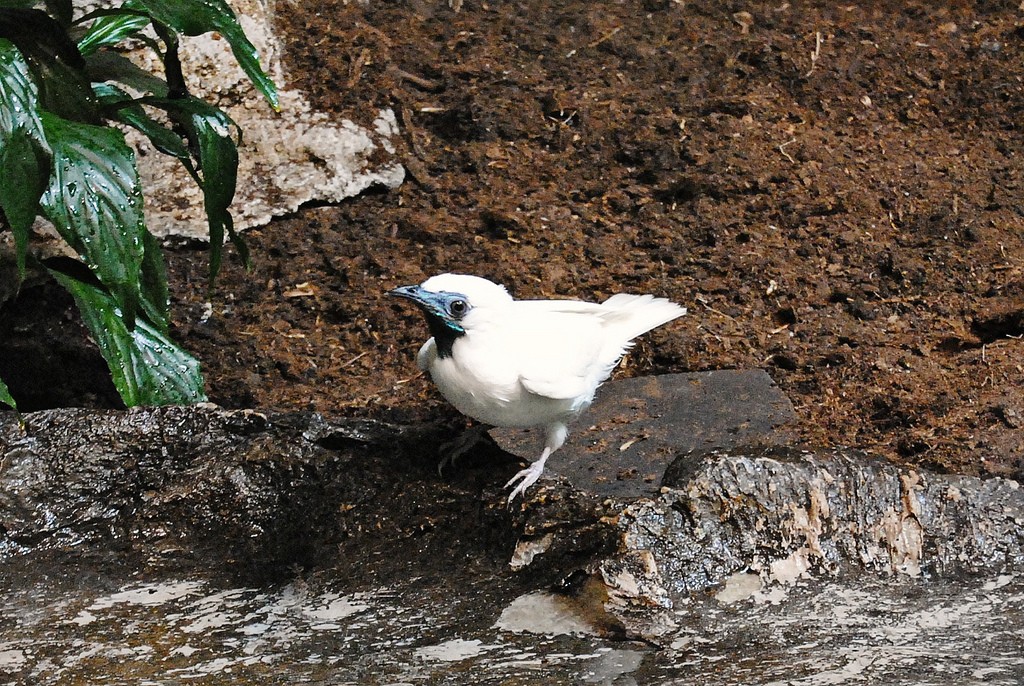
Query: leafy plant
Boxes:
[{"xmin": 0, "ymin": 0, "xmax": 279, "ymax": 411}]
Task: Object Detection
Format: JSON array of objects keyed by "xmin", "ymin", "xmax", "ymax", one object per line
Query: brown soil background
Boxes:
[
  {"xmin": 6, "ymin": 2, "xmax": 1024, "ymax": 480},
  {"xmin": 175, "ymin": 0, "xmax": 1024, "ymax": 480}
]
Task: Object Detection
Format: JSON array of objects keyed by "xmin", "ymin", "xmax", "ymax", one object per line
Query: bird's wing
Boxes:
[
  {"xmin": 513, "ymin": 299, "xmax": 608, "ymax": 315},
  {"xmin": 510, "ymin": 295, "xmax": 685, "ymax": 399},
  {"xmin": 515, "ymin": 295, "xmax": 685, "ymax": 339},
  {"xmin": 511, "ymin": 307, "xmax": 606, "ymax": 401}
]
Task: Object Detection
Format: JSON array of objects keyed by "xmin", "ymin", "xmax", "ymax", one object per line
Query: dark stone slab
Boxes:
[{"xmin": 489, "ymin": 370, "xmax": 797, "ymax": 498}]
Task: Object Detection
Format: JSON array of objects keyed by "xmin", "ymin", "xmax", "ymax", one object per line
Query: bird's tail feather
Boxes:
[{"xmin": 599, "ymin": 293, "xmax": 687, "ymax": 344}]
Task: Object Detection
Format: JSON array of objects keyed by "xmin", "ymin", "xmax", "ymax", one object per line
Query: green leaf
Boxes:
[
  {"xmin": 0, "ymin": 39, "xmax": 51, "ymax": 282},
  {"xmin": 38, "ymin": 111, "xmax": 145, "ymax": 328},
  {"xmin": 0, "ymin": 38, "xmax": 48, "ymax": 144},
  {"xmin": 189, "ymin": 101, "xmax": 242, "ymax": 282},
  {"xmin": 0, "ymin": 8, "xmax": 99, "ymax": 122},
  {"xmin": 93, "ymin": 82, "xmax": 192, "ymax": 165},
  {"xmin": 76, "ymin": 10, "xmax": 150, "ymax": 56},
  {"xmin": 85, "ymin": 49, "xmax": 170, "ymax": 97},
  {"xmin": 50, "ymin": 265, "xmax": 207, "ymax": 406},
  {"xmin": 0, "ymin": 128, "xmax": 49, "ymax": 281},
  {"xmin": 147, "ymin": 95, "xmax": 246, "ymax": 281},
  {"xmin": 135, "ymin": 0, "xmax": 279, "ymax": 110},
  {"xmin": 139, "ymin": 228, "xmax": 170, "ymax": 333},
  {"xmin": 0, "ymin": 376, "xmax": 17, "ymax": 412}
]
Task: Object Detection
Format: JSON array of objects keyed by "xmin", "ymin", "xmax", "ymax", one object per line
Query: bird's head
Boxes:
[{"xmin": 389, "ymin": 274, "xmax": 512, "ymax": 355}]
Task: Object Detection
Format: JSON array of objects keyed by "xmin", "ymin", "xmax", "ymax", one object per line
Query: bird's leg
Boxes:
[
  {"xmin": 504, "ymin": 423, "xmax": 567, "ymax": 503},
  {"xmin": 437, "ymin": 423, "xmax": 490, "ymax": 476},
  {"xmin": 504, "ymin": 446, "xmax": 552, "ymax": 503}
]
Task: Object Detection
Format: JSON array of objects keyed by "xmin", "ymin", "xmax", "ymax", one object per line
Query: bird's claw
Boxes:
[
  {"xmin": 437, "ymin": 424, "xmax": 489, "ymax": 476},
  {"xmin": 504, "ymin": 462, "xmax": 544, "ymax": 504}
]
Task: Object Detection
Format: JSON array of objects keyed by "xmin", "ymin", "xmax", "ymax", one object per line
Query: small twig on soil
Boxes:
[
  {"xmin": 696, "ymin": 295, "xmax": 737, "ymax": 321},
  {"xmin": 566, "ymin": 25, "xmax": 622, "ymax": 57},
  {"xmin": 340, "ymin": 351, "xmax": 369, "ymax": 369},
  {"xmin": 393, "ymin": 371, "xmax": 424, "ymax": 386},
  {"xmin": 355, "ymin": 22, "xmax": 394, "ymax": 49},
  {"xmin": 393, "ymin": 104, "xmax": 437, "ymax": 190},
  {"xmin": 589, "ymin": 25, "xmax": 622, "ymax": 48},
  {"xmin": 619, "ymin": 434, "xmax": 649, "ymax": 452},
  {"xmin": 696, "ymin": 324, "xmax": 723, "ymax": 343},
  {"xmin": 347, "ymin": 48, "xmax": 372, "ymax": 89},
  {"xmin": 805, "ymin": 31, "xmax": 823, "ymax": 77},
  {"xmin": 733, "ymin": 12, "xmax": 753, "ymax": 34},
  {"xmin": 388, "ymin": 66, "xmax": 440, "ymax": 91},
  {"xmin": 778, "ymin": 138, "xmax": 797, "ymax": 163}
]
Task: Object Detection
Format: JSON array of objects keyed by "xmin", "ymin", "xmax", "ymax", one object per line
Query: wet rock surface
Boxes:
[
  {"xmin": 1, "ymin": 372, "xmax": 1023, "ymax": 683},
  {"xmin": 0, "ymin": 404, "xmax": 517, "ymax": 584},
  {"xmin": 3, "ymin": 554, "xmax": 1022, "ymax": 685}
]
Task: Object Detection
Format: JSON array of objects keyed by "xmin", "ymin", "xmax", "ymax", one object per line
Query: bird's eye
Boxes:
[{"xmin": 449, "ymin": 299, "xmax": 469, "ymax": 317}]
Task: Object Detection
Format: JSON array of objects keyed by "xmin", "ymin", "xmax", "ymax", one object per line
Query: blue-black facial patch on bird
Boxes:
[{"xmin": 389, "ymin": 285, "xmax": 472, "ymax": 358}]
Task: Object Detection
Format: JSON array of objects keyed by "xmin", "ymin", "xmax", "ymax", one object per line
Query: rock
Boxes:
[
  {"xmin": 112, "ymin": 0, "xmax": 405, "ymax": 239},
  {"xmin": 491, "ymin": 370, "xmax": 797, "ymax": 499},
  {"xmin": 605, "ymin": 447, "xmax": 1024, "ymax": 598},
  {"xmin": 0, "ymin": 406, "xmax": 437, "ymax": 576},
  {"xmin": 1, "ymin": 376, "xmax": 1023, "ymax": 672},
  {"xmin": 500, "ymin": 445, "xmax": 1024, "ymax": 641}
]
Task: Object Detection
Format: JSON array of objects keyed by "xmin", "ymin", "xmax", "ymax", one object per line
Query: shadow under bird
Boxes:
[{"xmin": 390, "ymin": 274, "xmax": 687, "ymax": 502}]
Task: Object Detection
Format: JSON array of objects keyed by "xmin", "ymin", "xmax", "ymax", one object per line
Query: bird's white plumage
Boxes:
[{"xmin": 395, "ymin": 273, "xmax": 686, "ymax": 501}]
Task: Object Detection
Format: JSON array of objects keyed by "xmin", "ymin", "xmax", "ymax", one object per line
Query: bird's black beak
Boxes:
[
  {"xmin": 390, "ymin": 285, "xmax": 443, "ymax": 315},
  {"xmin": 389, "ymin": 284, "xmax": 426, "ymax": 303},
  {"xmin": 389, "ymin": 284, "xmax": 466, "ymax": 341}
]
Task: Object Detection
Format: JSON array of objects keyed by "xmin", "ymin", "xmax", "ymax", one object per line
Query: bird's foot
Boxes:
[
  {"xmin": 504, "ymin": 458, "xmax": 547, "ymax": 504},
  {"xmin": 437, "ymin": 423, "xmax": 490, "ymax": 476}
]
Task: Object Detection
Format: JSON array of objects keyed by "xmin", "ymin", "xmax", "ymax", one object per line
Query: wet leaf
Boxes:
[
  {"xmin": 140, "ymin": 228, "xmax": 170, "ymax": 333},
  {"xmin": 134, "ymin": 0, "xmax": 279, "ymax": 110},
  {"xmin": 84, "ymin": 49, "xmax": 169, "ymax": 97},
  {"xmin": 0, "ymin": 8, "xmax": 99, "ymax": 122},
  {"xmin": 0, "ymin": 129, "xmax": 49, "ymax": 282},
  {"xmin": 0, "ymin": 39, "xmax": 51, "ymax": 282},
  {"xmin": 93, "ymin": 82, "xmax": 192, "ymax": 165},
  {"xmin": 50, "ymin": 266, "xmax": 207, "ymax": 406},
  {"xmin": 0, "ymin": 38, "xmax": 48, "ymax": 142},
  {"xmin": 75, "ymin": 9, "xmax": 150, "ymax": 56},
  {"xmin": 38, "ymin": 111, "xmax": 145, "ymax": 328},
  {"xmin": 147, "ymin": 95, "xmax": 245, "ymax": 281}
]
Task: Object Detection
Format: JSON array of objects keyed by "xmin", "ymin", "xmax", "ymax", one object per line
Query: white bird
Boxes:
[{"xmin": 390, "ymin": 273, "xmax": 686, "ymax": 502}]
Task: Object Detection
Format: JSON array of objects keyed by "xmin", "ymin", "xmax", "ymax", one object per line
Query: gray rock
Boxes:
[
  {"xmin": 584, "ymin": 447, "xmax": 1024, "ymax": 638},
  {"xmin": 492, "ymin": 370, "xmax": 797, "ymax": 498},
  {"xmin": 0, "ymin": 407, "xmax": 370, "ymax": 570},
  {"xmin": 1, "ymin": 372, "xmax": 1023, "ymax": 682}
]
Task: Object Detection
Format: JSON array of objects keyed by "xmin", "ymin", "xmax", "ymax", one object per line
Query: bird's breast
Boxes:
[{"xmin": 427, "ymin": 349, "xmax": 586, "ymax": 429}]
